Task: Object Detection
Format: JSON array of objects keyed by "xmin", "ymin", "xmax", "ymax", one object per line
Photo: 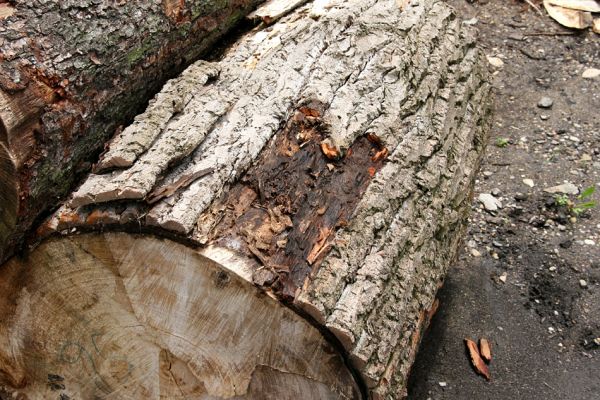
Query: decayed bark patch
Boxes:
[{"xmin": 202, "ymin": 104, "xmax": 387, "ymax": 300}]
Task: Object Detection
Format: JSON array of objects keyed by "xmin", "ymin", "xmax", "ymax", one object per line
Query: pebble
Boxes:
[
  {"xmin": 483, "ymin": 170, "xmax": 494, "ymax": 177},
  {"xmin": 544, "ymin": 182, "xmax": 579, "ymax": 195},
  {"xmin": 478, "ymin": 193, "xmax": 502, "ymax": 212},
  {"xmin": 540, "ymin": 114, "xmax": 550, "ymax": 121},
  {"xmin": 582, "ymin": 68, "xmax": 600, "ymax": 79},
  {"xmin": 439, "ymin": 382, "xmax": 448, "ymax": 387},
  {"xmin": 580, "ymin": 279, "xmax": 588, "ymax": 288},
  {"xmin": 491, "ymin": 188, "xmax": 501, "ymax": 196},
  {"xmin": 514, "ymin": 192, "xmax": 528, "ymax": 201},
  {"xmin": 523, "ymin": 178, "xmax": 535, "ymax": 187},
  {"xmin": 584, "ymin": 239, "xmax": 596, "ymax": 246},
  {"xmin": 537, "ymin": 96, "xmax": 553, "ymax": 108},
  {"xmin": 487, "ymin": 56, "xmax": 504, "ymax": 68},
  {"xmin": 499, "ymin": 272, "xmax": 507, "ymax": 283},
  {"xmin": 471, "ymin": 248, "xmax": 482, "ymax": 257}
]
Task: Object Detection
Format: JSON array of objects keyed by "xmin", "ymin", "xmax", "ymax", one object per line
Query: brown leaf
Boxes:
[
  {"xmin": 479, "ymin": 338, "xmax": 492, "ymax": 363},
  {"xmin": 465, "ymin": 338, "xmax": 491, "ymax": 380}
]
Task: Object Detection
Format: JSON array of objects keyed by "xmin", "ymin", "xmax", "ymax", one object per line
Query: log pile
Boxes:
[{"xmin": 0, "ymin": 0, "xmax": 493, "ymax": 398}]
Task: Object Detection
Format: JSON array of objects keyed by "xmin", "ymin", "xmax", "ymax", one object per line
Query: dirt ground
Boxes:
[{"xmin": 407, "ymin": 1, "xmax": 600, "ymax": 399}]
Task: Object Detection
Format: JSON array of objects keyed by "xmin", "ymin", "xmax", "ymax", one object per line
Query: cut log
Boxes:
[
  {"xmin": 0, "ymin": 0, "xmax": 493, "ymax": 398},
  {"xmin": 0, "ymin": 0, "xmax": 263, "ymax": 262}
]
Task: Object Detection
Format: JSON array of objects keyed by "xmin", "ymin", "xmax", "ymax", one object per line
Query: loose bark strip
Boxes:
[
  {"xmin": 480, "ymin": 338, "xmax": 492, "ymax": 363},
  {"xmin": 4, "ymin": 0, "xmax": 493, "ymax": 398},
  {"xmin": 0, "ymin": 0, "xmax": 263, "ymax": 262},
  {"xmin": 465, "ymin": 338, "xmax": 491, "ymax": 381}
]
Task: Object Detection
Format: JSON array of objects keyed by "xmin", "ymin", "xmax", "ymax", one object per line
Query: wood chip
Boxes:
[
  {"xmin": 465, "ymin": 338, "xmax": 491, "ymax": 380},
  {"xmin": 479, "ymin": 338, "xmax": 492, "ymax": 363},
  {"xmin": 320, "ymin": 140, "xmax": 340, "ymax": 160}
]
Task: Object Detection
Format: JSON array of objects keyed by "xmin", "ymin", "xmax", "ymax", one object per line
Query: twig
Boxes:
[
  {"xmin": 524, "ymin": 31, "xmax": 578, "ymax": 36},
  {"xmin": 524, "ymin": 0, "xmax": 545, "ymax": 17}
]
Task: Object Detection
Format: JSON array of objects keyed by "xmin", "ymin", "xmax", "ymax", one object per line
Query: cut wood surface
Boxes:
[
  {"xmin": 0, "ymin": 0, "xmax": 263, "ymax": 262},
  {"xmin": 1, "ymin": 0, "xmax": 493, "ymax": 398}
]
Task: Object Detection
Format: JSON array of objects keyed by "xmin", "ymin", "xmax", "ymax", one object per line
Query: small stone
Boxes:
[
  {"xmin": 478, "ymin": 193, "xmax": 502, "ymax": 212},
  {"xmin": 492, "ymin": 252, "xmax": 499, "ymax": 260},
  {"xmin": 549, "ymin": 266, "xmax": 557, "ymax": 272},
  {"xmin": 471, "ymin": 248, "xmax": 482, "ymax": 257},
  {"xmin": 438, "ymin": 382, "xmax": 448, "ymax": 387},
  {"xmin": 544, "ymin": 182, "xmax": 579, "ymax": 195},
  {"xmin": 523, "ymin": 178, "xmax": 535, "ymax": 188},
  {"xmin": 537, "ymin": 96, "xmax": 553, "ymax": 108},
  {"xmin": 491, "ymin": 188, "xmax": 501, "ymax": 197},
  {"xmin": 540, "ymin": 114, "xmax": 550, "ymax": 121},
  {"xmin": 514, "ymin": 192, "xmax": 528, "ymax": 201},
  {"xmin": 499, "ymin": 272, "xmax": 507, "ymax": 282},
  {"xmin": 493, "ymin": 241, "xmax": 503, "ymax": 248},
  {"xmin": 579, "ymin": 279, "xmax": 588, "ymax": 288},
  {"xmin": 483, "ymin": 170, "xmax": 494, "ymax": 177},
  {"xmin": 584, "ymin": 239, "xmax": 596, "ymax": 246},
  {"xmin": 582, "ymin": 68, "xmax": 600, "ymax": 79},
  {"xmin": 487, "ymin": 56, "xmax": 504, "ymax": 68}
]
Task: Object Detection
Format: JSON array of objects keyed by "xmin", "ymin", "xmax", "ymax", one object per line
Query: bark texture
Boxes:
[
  {"xmin": 0, "ymin": 0, "xmax": 263, "ymax": 262},
  {"xmin": 3, "ymin": 0, "xmax": 493, "ymax": 398}
]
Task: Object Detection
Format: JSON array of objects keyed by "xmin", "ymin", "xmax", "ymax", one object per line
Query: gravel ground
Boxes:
[{"xmin": 407, "ymin": 1, "xmax": 600, "ymax": 399}]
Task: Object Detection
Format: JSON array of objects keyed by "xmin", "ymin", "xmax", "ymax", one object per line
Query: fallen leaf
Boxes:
[
  {"xmin": 368, "ymin": 166, "xmax": 376, "ymax": 177},
  {"xmin": 547, "ymin": 0, "xmax": 600, "ymax": 12},
  {"xmin": 465, "ymin": 338, "xmax": 491, "ymax": 380},
  {"xmin": 543, "ymin": 0, "xmax": 593, "ymax": 29},
  {"xmin": 479, "ymin": 338, "xmax": 492, "ymax": 363}
]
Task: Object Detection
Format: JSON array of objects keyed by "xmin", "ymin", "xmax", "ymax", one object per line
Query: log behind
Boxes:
[{"xmin": 0, "ymin": 0, "xmax": 263, "ymax": 261}]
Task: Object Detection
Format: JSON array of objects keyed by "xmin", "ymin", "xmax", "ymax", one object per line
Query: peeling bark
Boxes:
[
  {"xmin": 1, "ymin": 0, "xmax": 493, "ymax": 398},
  {"xmin": 0, "ymin": 0, "xmax": 263, "ymax": 262}
]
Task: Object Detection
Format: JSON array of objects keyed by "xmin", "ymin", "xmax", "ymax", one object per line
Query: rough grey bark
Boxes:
[
  {"xmin": 0, "ymin": 0, "xmax": 263, "ymax": 262},
  {"xmin": 4, "ymin": 0, "xmax": 492, "ymax": 398}
]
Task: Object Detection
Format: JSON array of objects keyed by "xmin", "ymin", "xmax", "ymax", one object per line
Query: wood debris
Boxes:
[
  {"xmin": 479, "ymin": 338, "xmax": 492, "ymax": 363},
  {"xmin": 465, "ymin": 338, "xmax": 491, "ymax": 380}
]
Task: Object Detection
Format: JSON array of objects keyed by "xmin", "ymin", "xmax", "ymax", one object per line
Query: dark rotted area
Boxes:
[{"xmin": 208, "ymin": 105, "xmax": 387, "ymax": 300}]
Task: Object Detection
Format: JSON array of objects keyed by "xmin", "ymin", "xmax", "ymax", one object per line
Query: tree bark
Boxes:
[
  {"xmin": 0, "ymin": 0, "xmax": 493, "ymax": 398},
  {"xmin": 0, "ymin": 0, "xmax": 263, "ymax": 262}
]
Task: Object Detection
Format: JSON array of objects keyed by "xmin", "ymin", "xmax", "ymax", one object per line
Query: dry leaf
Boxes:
[
  {"xmin": 465, "ymin": 338, "xmax": 491, "ymax": 380},
  {"xmin": 543, "ymin": 0, "xmax": 593, "ymax": 29},
  {"xmin": 479, "ymin": 338, "xmax": 492, "ymax": 363},
  {"xmin": 547, "ymin": 0, "xmax": 600, "ymax": 12}
]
